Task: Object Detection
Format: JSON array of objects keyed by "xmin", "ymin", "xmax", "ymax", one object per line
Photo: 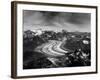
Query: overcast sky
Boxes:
[{"xmin": 23, "ymin": 10, "xmax": 91, "ymax": 32}]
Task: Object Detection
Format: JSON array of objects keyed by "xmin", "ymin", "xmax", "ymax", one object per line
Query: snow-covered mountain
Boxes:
[{"xmin": 32, "ymin": 29, "xmax": 43, "ymax": 36}]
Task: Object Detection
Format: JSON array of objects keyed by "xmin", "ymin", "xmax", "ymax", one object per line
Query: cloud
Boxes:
[{"xmin": 23, "ymin": 10, "xmax": 91, "ymax": 32}]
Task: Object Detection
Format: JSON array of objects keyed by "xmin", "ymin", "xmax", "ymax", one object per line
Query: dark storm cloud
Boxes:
[
  {"xmin": 68, "ymin": 13, "xmax": 90, "ymax": 25},
  {"xmin": 23, "ymin": 10, "xmax": 91, "ymax": 32}
]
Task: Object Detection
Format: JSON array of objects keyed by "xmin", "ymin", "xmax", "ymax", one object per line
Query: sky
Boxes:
[{"xmin": 23, "ymin": 10, "xmax": 91, "ymax": 32}]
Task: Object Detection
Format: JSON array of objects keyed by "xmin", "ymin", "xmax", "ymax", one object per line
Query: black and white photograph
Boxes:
[
  {"xmin": 11, "ymin": 1, "xmax": 97, "ymax": 78},
  {"xmin": 23, "ymin": 10, "xmax": 91, "ymax": 69}
]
